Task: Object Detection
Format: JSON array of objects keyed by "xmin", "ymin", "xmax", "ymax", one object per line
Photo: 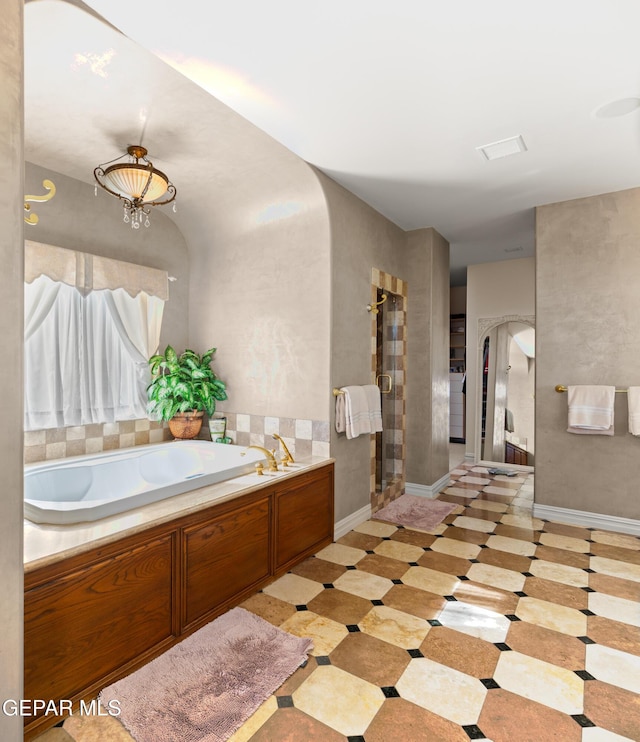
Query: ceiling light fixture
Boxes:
[{"xmin": 94, "ymin": 145, "xmax": 177, "ymax": 229}]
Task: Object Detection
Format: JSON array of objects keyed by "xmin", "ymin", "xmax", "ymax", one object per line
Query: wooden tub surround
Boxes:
[{"xmin": 24, "ymin": 461, "xmax": 334, "ymax": 739}]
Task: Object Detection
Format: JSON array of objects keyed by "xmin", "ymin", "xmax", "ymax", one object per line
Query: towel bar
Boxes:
[
  {"xmin": 333, "ymin": 388, "xmax": 345, "ymax": 396},
  {"xmin": 555, "ymin": 385, "xmax": 627, "ymax": 393}
]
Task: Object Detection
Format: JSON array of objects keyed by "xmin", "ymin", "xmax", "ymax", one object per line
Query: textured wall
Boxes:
[
  {"xmin": 536, "ymin": 188, "xmax": 640, "ymax": 518},
  {"xmin": 0, "ymin": 0, "xmax": 25, "ymax": 736},
  {"xmin": 25, "ymin": 162, "xmax": 190, "ymax": 352},
  {"xmin": 466, "ymin": 258, "xmax": 535, "ymax": 459},
  {"xmin": 317, "ymin": 172, "xmax": 407, "ymax": 521},
  {"xmin": 404, "ymin": 228, "xmax": 450, "ymax": 486}
]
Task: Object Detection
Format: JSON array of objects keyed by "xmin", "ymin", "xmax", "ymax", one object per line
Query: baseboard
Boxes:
[
  {"xmin": 334, "ymin": 503, "xmax": 372, "ymax": 540},
  {"xmin": 533, "ymin": 504, "xmax": 640, "ymax": 537},
  {"xmin": 405, "ymin": 472, "xmax": 451, "ymax": 500}
]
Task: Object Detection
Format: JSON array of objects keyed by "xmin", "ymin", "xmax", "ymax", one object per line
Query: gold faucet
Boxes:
[
  {"xmin": 244, "ymin": 445, "xmax": 279, "ymax": 472},
  {"xmin": 272, "ymin": 433, "xmax": 295, "ymax": 466}
]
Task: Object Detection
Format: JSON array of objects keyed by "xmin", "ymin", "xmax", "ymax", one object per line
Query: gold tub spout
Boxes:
[
  {"xmin": 243, "ymin": 445, "xmax": 279, "ymax": 472},
  {"xmin": 272, "ymin": 433, "xmax": 295, "ymax": 465}
]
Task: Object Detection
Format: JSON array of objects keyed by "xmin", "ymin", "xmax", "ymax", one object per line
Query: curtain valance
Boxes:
[{"xmin": 25, "ymin": 240, "xmax": 169, "ymax": 300}]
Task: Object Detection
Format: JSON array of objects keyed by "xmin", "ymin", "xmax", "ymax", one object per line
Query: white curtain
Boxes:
[{"xmin": 24, "ymin": 274, "xmax": 165, "ymax": 430}]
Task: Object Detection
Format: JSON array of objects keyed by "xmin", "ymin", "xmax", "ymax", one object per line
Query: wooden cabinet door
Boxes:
[
  {"xmin": 182, "ymin": 495, "xmax": 271, "ymax": 632},
  {"xmin": 274, "ymin": 464, "xmax": 334, "ymax": 573},
  {"xmin": 24, "ymin": 533, "xmax": 175, "ymax": 715}
]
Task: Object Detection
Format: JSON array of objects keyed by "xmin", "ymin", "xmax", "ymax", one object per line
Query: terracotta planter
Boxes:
[{"xmin": 168, "ymin": 411, "xmax": 204, "ymax": 440}]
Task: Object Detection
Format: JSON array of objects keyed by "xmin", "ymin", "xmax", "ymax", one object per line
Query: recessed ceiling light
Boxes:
[
  {"xmin": 476, "ymin": 135, "xmax": 527, "ymax": 161},
  {"xmin": 594, "ymin": 97, "xmax": 640, "ymax": 118}
]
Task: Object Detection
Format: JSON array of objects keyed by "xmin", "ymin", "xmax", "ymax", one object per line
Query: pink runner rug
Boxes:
[
  {"xmin": 100, "ymin": 607, "xmax": 312, "ymax": 742},
  {"xmin": 372, "ymin": 494, "xmax": 456, "ymax": 530}
]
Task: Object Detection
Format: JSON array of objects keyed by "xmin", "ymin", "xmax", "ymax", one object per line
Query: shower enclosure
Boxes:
[{"xmin": 370, "ymin": 271, "xmax": 407, "ymax": 512}]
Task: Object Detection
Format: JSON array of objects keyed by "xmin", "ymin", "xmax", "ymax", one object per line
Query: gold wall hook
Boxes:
[
  {"xmin": 24, "ymin": 179, "xmax": 56, "ymax": 226},
  {"xmin": 367, "ymin": 293, "xmax": 387, "ymax": 314}
]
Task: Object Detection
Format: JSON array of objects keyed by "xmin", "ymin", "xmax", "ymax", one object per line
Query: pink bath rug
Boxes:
[
  {"xmin": 373, "ymin": 494, "xmax": 456, "ymax": 531},
  {"xmin": 99, "ymin": 607, "xmax": 312, "ymax": 742}
]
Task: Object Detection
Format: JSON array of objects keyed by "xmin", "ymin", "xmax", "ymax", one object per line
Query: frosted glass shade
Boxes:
[{"xmin": 103, "ymin": 163, "xmax": 169, "ymax": 202}]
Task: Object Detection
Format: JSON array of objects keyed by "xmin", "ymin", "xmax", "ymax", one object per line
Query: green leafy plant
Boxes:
[{"xmin": 146, "ymin": 345, "xmax": 228, "ymax": 421}]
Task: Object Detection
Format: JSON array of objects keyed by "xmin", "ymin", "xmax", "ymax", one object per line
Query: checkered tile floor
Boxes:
[{"xmin": 43, "ymin": 463, "xmax": 640, "ymax": 742}]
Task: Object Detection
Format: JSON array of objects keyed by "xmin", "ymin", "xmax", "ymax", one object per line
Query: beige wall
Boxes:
[
  {"xmin": 405, "ymin": 228, "xmax": 450, "ymax": 486},
  {"xmin": 0, "ymin": 0, "xmax": 24, "ymax": 736},
  {"xmin": 450, "ymin": 285, "xmax": 466, "ymax": 315},
  {"xmin": 188, "ymin": 158, "xmax": 331, "ymax": 424},
  {"xmin": 536, "ymin": 187, "xmax": 640, "ymax": 519},
  {"xmin": 318, "ymin": 172, "xmax": 407, "ymax": 520},
  {"xmin": 25, "ymin": 162, "xmax": 190, "ymax": 352},
  {"xmin": 466, "ymin": 257, "xmax": 535, "ymax": 459}
]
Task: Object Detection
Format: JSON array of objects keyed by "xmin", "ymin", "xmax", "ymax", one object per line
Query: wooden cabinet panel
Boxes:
[
  {"xmin": 24, "ymin": 463, "xmax": 334, "ymax": 739},
  {"xmin": 274, "ymin": 465, "xmax": 334, "ymax": 573},
  {"xmin": 24, "ymin": 533, "xmax": 175, "ymax": 707},
  {"xmin": 182, "ymin": 496, "xmax": 271, "ymax": 630}
]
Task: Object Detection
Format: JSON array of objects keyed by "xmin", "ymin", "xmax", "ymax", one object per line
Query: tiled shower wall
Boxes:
[
  {"xmin": 24, "ymin": 413, "xmax": 331, "ymax": 464},
  {"xmin": 370, "ymin": 268, "xmax": 407, "ymax": 513}
]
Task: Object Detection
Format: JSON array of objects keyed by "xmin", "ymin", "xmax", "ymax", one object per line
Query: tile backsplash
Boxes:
[{"xmin": 24, "ymin": 413, "xmax": 331, "ymax": 464}]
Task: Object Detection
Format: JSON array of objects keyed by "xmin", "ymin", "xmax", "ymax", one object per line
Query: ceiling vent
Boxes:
[{"xmin": 476, "ymin": 135, "xmax": 527, "ymax": 161}]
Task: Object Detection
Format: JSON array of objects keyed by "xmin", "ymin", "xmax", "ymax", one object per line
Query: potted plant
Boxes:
[{"xmin": 147, "ymin": 345, "xmax": 228, "ymax": 439}]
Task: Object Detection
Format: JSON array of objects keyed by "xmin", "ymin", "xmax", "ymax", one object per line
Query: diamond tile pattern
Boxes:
[{"xmin": 40, "ymin": 463, "xmax": 640, "ymax": 742}]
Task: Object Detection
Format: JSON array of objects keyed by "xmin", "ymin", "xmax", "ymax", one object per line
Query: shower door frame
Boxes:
[{"xmin": 370, "ymin": 268, "xmax": 408, "ymax": 513}]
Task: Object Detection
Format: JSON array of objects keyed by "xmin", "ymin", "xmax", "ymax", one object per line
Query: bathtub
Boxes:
[{"xmin": 24, "ymin": 441, "xmax": 266, "ymax": 525}]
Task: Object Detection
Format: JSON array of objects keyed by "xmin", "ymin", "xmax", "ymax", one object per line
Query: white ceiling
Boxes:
[{"xmin": 25, "ymin": 0, "xmax": 640, "ymax": 284}]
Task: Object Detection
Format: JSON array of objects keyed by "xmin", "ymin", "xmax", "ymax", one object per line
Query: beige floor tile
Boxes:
[
  {"xmin": 485, "ymin": 534, "xmax": 537, "ymax": 556},
  {"xmin": 279, "ymin": 611, "xmax": 349, "ymax": 656},
  {"xmin": 501, "ymin": 513, "xmax": 545, "ymax": 530},
  {"xmin": 483, "ymin": 486, "xmax": 519, "ymax": 497},
  {"xmin": 458, "ymin": 475, "xmax": 492, "ymax": 485},
  {"xmin": 443, "ymin": 486, "xmax": 480, "ymax": 498},
  {"xmin": 262, "ymin": 572, "xmax": 324, "ymax": 605},
  {"xmin": 293, "ymin": 665, "xmax": 383, "ymax": 736},
  {"xmin": 373, "ymin": 539, "xmax": 425, "ymax": 563},
  {"xmin": 494, "ymin": 650, "xmax": 584, "ymax": 715},
  {"xmin": 466, "ymin": 561, "xmax": 526, "ymax": 592},
  {"xmin": 581, "ymin": 728, "xmax": 636, "ymax": 741},
  {"xmin": 590, "ymin": 531, "xmax": 640, "ymax": 551},
  {"xmin": 493, "ymin": 475, "xmax": 526, "ymax": 485},
  {"xmin": 516, "ymin": 596, "xmax": 587, "ymax": 636},
  {"xmin": 228, "ymin": 697, "xmax": 277, "ymax": 742},
  {"xmin": 469, "ymin": 499, "xmax": 510, "ymax": 513},
  {"xmin": 591, "ymin": 556, "xmax": 640, "ymax": 583},
  {"xmin": 586, "ymin": 643, "xmax": 640, "ymax": 694},
  {"xmin": 396, "ymin": 658, "xmax": 487, "ymax": 725},
  {"xmin": 354, "ymin": 521, "xmax": 398, "ymax": 538},
  {"xmin": 333, "ymin": 569, "xmax": 393, "ymax": 600},
  {"xmin": 402, "ymin": 565, "xmax": 460, "ymax": 596},
  {"xmin": 528, "ymin": 559, "xmax": 589, "ymax": 588},
  {"xmin": 451, "ymin": 515, "xmax": 497, "ymax": 533},
  {"xmin": 430, "ymin": 537, "xmax": 481, "ymax": 560},
  {"xmin": 315, "ymin": 542, "xmax": 367, "ymax": 566},
  {"xmin": 538, "ymin": 532, "xmax": 591, "ymax": 553},
  {"xmin": 437, "ymin": 600, "xmax": 511, "ymax": 643},
  {"xmin": 588, "ymin": 592, "xmax": 640, "ymax": 628},
  {"xmin": 359, "ymin": 605, "xmax": 430, "ymax": 649}
]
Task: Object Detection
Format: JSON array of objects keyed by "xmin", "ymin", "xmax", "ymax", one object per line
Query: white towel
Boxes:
[
  {"xmin": 567, "ymin": 385, "xmax": 615, "ymax": 436},
  {"xmin": 335, "ymin": 392, "xmax": 346, "ymax": 434},
  {"xmin": 342, "ymin": 385, "xmax": 372, "ymax": 439},
  {"xmin": 363, "ymin": 384, "xmax": 383, "ymax": 432},
  {"xmin": 628, "ymin": 387, "xmax": 640, "ymax": 435}
]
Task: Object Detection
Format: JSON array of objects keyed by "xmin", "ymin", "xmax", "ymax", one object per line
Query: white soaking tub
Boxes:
[{"xmin": 24, "ymin": 440, "xmax": 266, "ymax": 524}]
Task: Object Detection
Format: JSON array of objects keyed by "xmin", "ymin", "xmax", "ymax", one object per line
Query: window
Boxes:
[{"xmin": 24, "ymin": 241, "xmax": 167, "ymax": 431}]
